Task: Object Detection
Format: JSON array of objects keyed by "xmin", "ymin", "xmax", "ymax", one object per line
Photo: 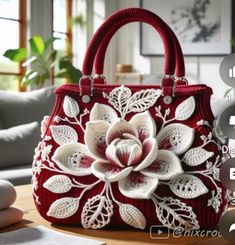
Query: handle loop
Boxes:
[
  {"xmin": 93, "ymin": 18, "xmax": 185, "ymax": 78},
  {"xmin": 82, "ymin": 8, "xmax": 176, "ymax": 76}
]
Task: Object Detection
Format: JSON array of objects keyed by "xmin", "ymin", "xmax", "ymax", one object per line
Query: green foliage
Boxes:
[
  {"xmin": 45, "ymin": 37, "xmax": 59, "ymax": 51},
  {"xmin": 29, "ymin": 35, "xmax": 45, "ymax": 55},
  {"xmin": 3, "ymin": 35, "xmax": 82, "ymax": 88},
  {"xmin": 57, "ymin": 57, "xmax": 82, "ymax": 83},
  {"xmin": 4, "ymin": 48, "xmax": 27, "ymax": 62},
  {"xmin": 68, "ymin": 14, "xmax": 85, "ymax": 30}
]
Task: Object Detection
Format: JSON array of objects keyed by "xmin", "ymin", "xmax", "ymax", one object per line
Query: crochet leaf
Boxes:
[
  {"xmin": 175, "ymin": 96, "xmax": 195, "ymax": 121},
  {"xmin": 103, "ymin": 85, "xmax": 131, "ymax": 117},
  {"xmin": 183, "ymin": 147, "xmax": 214, "ymax": 166},
  {"xmin": 50, "ymin": 125, "xmax": 78, "ymax": 145},
  {"xmin": 119, "ymin": 204, "xmax": 146, "ymax": 229},
  {"xmin": 127, "ymin": 89, "xmax": 162, "ymax": 114},
  {"xmin": 47, "ymin": 197, "xmax": 79, "ymax": 218},
  {"xmin": 169, "ymin": 174, "xmax": 209, "ymax": 199},
  {"xmin": 43, "ymin": 175, "xmax": 72, "ymax": 194},
  {"xmin": 81, "ymin": 195, "xmax": 113, "ymax": 229},
  {"xmin": 63, "ymin": 96, "xmax": 80, "ymax": 118},
  {"xmin": 155, "ymin": 197, "xmax": 199, "ymax": 230}
]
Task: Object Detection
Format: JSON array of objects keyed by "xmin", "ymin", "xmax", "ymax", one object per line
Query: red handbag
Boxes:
[{"xmin": 33, "ymin": 8, "xmax": 230, "ymax": 230}]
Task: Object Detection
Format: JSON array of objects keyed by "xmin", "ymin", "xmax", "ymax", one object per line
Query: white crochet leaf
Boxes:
[
  {"xmin": 155, "ymin": 197, "xmax": 199, "ymax": 230},
  {"xmin": 50, "ymin": 125, "xmax": 78, "ymax": 145},
  {"xmin": 63, "ymin": 96, "xmax": 80, "ymax": 117},
  {"xmin": 43, "ymin": 175, "xmax": 72, "ymax": 194},
  {"xmin": 127, "ymin": 89, "xmax": 162, "ymax": 113},
  {"xmin": 157, "ymin": 123, "xmax": 194, "ymax": 155},
  {"xmin": 169, "ymin": 174, "xmax": 209, "ymax": 199},
  {"xmin": 47, "ymin": 197, "xmax": 79, "ymax": 218},
  {"xmin": 81, "ymin": 195, "xmax": 113, "ymax": 229},
  {"xmin": 119, "ymin": 204, "xmax": 146, "ymax": 229},
  {"xmin": 183, "ymin": 147, "xmax": 214, "ymax": 166},
  {"xmin": 175, "ymin": 96, "xmax": 195, "ymax": 121},
  {"xmin": 103, "ymin": 85, "xmax": 132, "ymax": 117},
  {"xmin": 90, "ymin": 103, "xmax": 118, "ymax": 124}
]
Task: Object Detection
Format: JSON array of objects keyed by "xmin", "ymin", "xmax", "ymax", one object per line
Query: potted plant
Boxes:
[{"xmin": 4, "ymin": 35, "xmax": 82, "ymax": 89}]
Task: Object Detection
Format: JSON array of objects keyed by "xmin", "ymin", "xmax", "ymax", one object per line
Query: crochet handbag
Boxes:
[{"xmin": 33, "ymin": 8, "xmax": 230, "ymax": 230}]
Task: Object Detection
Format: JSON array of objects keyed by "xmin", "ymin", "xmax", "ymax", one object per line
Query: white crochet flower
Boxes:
[{"xmin": 52, "ymin": 103, "xmax": 195, "ymax": 199}]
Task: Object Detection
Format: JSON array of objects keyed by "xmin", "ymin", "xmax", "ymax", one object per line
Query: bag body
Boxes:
[{"xmin": 32, "ymin": 8, "xmax": 230, "ymax": 230}]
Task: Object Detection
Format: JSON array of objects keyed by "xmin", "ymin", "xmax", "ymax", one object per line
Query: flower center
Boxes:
[
  {"xmin": 68, "ymin": 152, "xmax": 82, "ymax": 170},
  {"xmin": 116, "ymin": 139, "xmax": 137, "ymax": 148},
  {"xmin": 115, "ymin": 139, "xmax": 142, "ymax": 166},
  {"xmin": 67, "ymin": 152, "xmax": 93, "ymax": 169}
]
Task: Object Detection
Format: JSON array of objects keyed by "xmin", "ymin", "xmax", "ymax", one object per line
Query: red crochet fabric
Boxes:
[{"xmin": 32, "ymin": 83, "xmax": 228, "ymax": 230}]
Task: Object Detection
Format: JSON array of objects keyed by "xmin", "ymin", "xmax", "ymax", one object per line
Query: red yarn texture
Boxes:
[{"xmin": 33, "ymin": 83, "xmax": 228, "ymax": 229}]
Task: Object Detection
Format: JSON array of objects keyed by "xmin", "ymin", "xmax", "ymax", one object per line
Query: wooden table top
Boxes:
[{"xmin": 0, "ymin": 185, "xmax": 229, "ymax": 245}]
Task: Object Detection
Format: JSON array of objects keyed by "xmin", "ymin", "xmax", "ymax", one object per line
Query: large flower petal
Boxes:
[
  {"xmin": 85, "ymin": 120, "xmax": 110, "ymax": 159},
  {"xmin": 90, "ymin": 103, "xmax": 118, "ymax": 124},
  {"xmin": 129, "ymin": 111, "xmax": 156, "ymax": 141},
  {"xmin": 140, "ymin": 150, "xmax": 183, "ymax": 180},
  {"xmin": 106, "ymin": 119, "xmax": 138, "ymax": 145},
  {"xmin": 157, "ymin": 123, "xmax": 194, "ymax": 155},
  {"xmin": 91, "ymin": 160, "xmax": 132, "ymax": 182},
  {"xmin": 127, "ymin": 144, "xmax": 143, "ymax": 166},
  {"xmin": 118, "ymin": 172, "xmax": 158, "ymax": 199},
  {"xmin": 105, "ymin": 139, "xmax": 125, "ymax": 168},
  {"xmin": 52, "ymin": 143, "xmax": 94, "ymax": 176},
  {"xmin": 134, "ymin": 137, "xmax": 158, "ymax": 171}
]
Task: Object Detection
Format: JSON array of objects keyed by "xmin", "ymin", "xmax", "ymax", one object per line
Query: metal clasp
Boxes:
[
  {"xmin": 176, "ymin": 76, "xmax": 189, "ymax": 85},
  {"xmin": 78, "ymin": 75, "xmax": 94, "ymax": 97},
  {"xmin": 161, "ymin": 75, "xmax": 176, "ymax": 104},
  {"xmin": 94, "ymin": 74, "xmax": 107, "ymax": 83}
]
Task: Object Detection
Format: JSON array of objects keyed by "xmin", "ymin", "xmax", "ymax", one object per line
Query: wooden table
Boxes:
[{"xmin": 0, "ymin": 185, "xmax": 229, "ymax": 245}]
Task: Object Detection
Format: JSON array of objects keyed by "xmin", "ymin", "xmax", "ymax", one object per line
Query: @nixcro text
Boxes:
[
  {"xmin": 150, "ymin": 226, "xmax": 222, "ymax": 239},
  {"xmin": 172, "ymin": 228, "xmax": 222, "ymax": 238}
]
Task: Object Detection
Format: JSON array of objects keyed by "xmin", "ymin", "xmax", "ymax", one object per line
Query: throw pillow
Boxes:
[
  {"xmin": 0, "ymin": 86, "xmax": 55, "ymax": 128},
  {"xmin": 0, "ymin": 122, "xmax": 40, "ymax": 168}
]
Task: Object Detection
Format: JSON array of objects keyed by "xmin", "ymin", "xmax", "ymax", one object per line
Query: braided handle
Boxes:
[
  {"xmin": 94, "ymin": 18, "xmax": 185, "ymax": 78},
  {"xmin": 82, "ymin": 8, "xmax": 176, "ymax": 76}
]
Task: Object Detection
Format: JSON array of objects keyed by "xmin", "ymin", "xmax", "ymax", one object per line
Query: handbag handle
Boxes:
[
  {"xmin": 93, "ymin": 18, "xmax": 186, "ymax": 83},
  {"xmin": 81, "ymin": 8, "xmax": 178, "ymax": 98}
]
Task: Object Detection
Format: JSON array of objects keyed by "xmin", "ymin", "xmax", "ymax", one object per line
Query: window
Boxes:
[
  {"xmin": 0, "ymin": 0, "xmax": 104, "ymax": 90},
  {"xmin": 53, "ymin": 0, "xmax": 72, "ymax": 53},
  {"xmin": 0, "ymin": 0, "xmax": 26, "ymax": 91},
  {"xmin": 53, "ymin": 0, "xmax": 73, "ymax": 85}
]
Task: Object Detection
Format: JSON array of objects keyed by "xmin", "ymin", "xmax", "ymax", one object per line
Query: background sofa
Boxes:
[{"xmin": 0, "ymin": 86, "xmax": 55, "ymax": 185}]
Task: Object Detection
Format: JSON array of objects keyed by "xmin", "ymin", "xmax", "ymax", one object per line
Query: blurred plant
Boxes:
[
  {"xmin": 68, "ymin": 14, "xmax": 86, "ymax": 30},
  {"xmin": 232, "ymin": 37, "xmax": 235, "ymax": 49},
  {"xmin": 4, "ymin": 35, "xmax": 82, "ymax": 88}
]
